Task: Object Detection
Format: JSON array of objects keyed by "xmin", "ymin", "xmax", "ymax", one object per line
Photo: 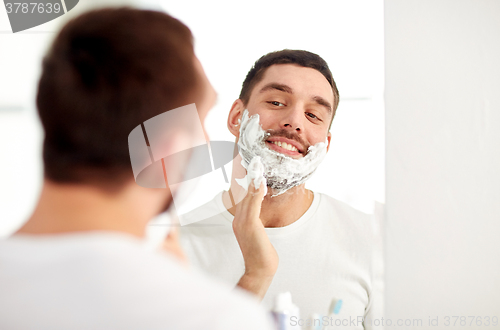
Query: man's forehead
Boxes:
[{"xmin": 255, "ymin": 64, "xmax": 334, "ymax": 100}]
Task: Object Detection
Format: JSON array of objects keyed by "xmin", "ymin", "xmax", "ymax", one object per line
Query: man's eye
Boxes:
[
  {"xmin": 306, "ymin": 112, "xmax": 320, "ymax": 120},
  {"xmin": 269, "ymin": 101, "xmax": 285, "ymax": 107}
]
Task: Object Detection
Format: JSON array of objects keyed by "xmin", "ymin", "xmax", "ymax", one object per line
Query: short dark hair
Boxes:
[
  {"xmin": 37, "ymin": 8, "xmax": 201, "ymax": 190},
  {"xmin": 239, "ymin": 49, "xmax": 339, "ymax": 128}
]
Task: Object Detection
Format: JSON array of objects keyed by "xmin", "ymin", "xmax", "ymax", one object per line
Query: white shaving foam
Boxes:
[
  {"xmin": 236, "ymin": 109, "xmax": 327, "ymax": 197},
  {"xmin": 235, "ymin": 156, "xmax": 268, "ymax": 196}
]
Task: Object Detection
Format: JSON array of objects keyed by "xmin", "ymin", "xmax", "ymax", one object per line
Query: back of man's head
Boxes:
[{"xmin": 37, "ymin": 8, "xmax": 200, "ymax": 191}]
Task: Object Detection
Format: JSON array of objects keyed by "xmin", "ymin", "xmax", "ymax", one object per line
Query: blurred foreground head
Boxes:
[{"xmin": 37, "ymin": 7, "xmax": 213, "ymax": 192}]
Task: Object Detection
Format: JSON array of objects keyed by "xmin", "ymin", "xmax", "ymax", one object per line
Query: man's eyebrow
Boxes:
[
  {"xmin": 259, "ymin": 83, "xmax": 293, "ymax": 94},
  {"xmin": 312, "ymin": 96, "xmax": 332, "ymax": 115},
  {"xmin": 259, "ymin": 82, "xmax": 332, "ymax": 114}
]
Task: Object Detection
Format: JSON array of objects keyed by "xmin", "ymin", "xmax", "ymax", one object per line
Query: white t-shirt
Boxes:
[
  {"xmin": 0, "ymin": 232, "xmax": 274, "ymax": 330},
  {"xmin": 180, "ymin": 191, "xmax": 380, "ymax": 329}
]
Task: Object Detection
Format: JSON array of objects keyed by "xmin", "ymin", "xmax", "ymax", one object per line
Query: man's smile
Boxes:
[{"xmin": 265, "ymin": 136, "xmax": 304, "ymax": 158}]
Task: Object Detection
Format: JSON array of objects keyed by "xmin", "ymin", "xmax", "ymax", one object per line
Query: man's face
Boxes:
[
  {"xmin": 244, "ymin": 64, "xmax": 333, "ymax": 159},
  {"xmin": 160, "ymin": 56, "xmax": 216, "ymax": 213}
]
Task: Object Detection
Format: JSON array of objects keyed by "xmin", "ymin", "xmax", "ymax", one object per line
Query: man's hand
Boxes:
[{"xmin": 233, "ymin": 181, "xmax": 278, "ymax": 300}]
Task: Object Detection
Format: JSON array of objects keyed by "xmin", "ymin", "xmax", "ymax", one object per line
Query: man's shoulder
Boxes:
[
  {"xmin": 110, "ymin": 247, "xmax": 274, "ymax": 329},
  {"xmin": 178, "ymin": 192, "xmax": 233, "ymax": 244},
  {"xmin": 315, "ymin": 192, "xmax": 375, "ymax": 239},
  {"xmin": 316, "ymin": 192, "xmax": 372, "ymax": 220},
  {"xmin": 0, "ymin": 234, "xmax": 273, "ymax": 330},
  {"xmin": 179, "ymin": 191, "xmax": 231, "ymax": 227}
]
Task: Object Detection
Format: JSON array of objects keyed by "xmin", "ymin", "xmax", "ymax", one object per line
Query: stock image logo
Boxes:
[
  {"xmin": 128, "ymin": 103, "xmax": 237, "ymax": 190},
  {"xmin": 3, "ymin": 0, "xmax": 79, "ymax": 33}
]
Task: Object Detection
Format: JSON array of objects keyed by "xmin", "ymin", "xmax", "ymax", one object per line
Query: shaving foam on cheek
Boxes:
[{"xmin": 236, "ymin": 109, "xmax": 327, "ymax": 197}]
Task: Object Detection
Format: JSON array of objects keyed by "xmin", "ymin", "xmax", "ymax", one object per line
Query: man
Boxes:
[
  {"xmin": 180, "ymin": 50, "xmax": 378, "ymax": 328},
  {"xmin": 0, "ymin": 8, "xmax": 273, "ymax": 330}
]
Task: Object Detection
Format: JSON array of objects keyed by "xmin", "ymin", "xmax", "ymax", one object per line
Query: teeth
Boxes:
[{"xmin": 271, "ymin": 141, "xmax": 298, "ymax": 152}]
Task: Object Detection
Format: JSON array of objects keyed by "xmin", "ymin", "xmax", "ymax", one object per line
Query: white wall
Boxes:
[{"xmin": 385, "ymin": 0, "xmax": 500, "ymax": 328}]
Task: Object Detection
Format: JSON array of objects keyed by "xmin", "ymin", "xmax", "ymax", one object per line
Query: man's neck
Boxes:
[
  {"xmin": 16, "ymin": 180, "xmax": 158, "ymax": 238},
  {"xmin": 223, "ymin": 181, "xmax": 314, "ymax": 228},
  {"xmin": 222, "ymin": 153, "xmax": 315, "ymax": 227}
]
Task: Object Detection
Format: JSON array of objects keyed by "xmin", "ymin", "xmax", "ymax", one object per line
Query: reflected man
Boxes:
[{"xmin": 180, "ymin": 50, "xmax": 378, "ymax": 326}]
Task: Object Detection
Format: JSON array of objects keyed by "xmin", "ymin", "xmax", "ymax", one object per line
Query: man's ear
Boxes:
[
  {"xmin": 326, "ymin": 132, "xmax": 332, "ymax": 153},
  {"xmin": 227, "ymin": 99, "xmax": 245, "ymax": 137}
]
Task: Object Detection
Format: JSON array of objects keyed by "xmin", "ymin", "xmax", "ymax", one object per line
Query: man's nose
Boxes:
[{"xmin": 279, "ymin": 106, "xmax": 303, "ymax": 132}]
